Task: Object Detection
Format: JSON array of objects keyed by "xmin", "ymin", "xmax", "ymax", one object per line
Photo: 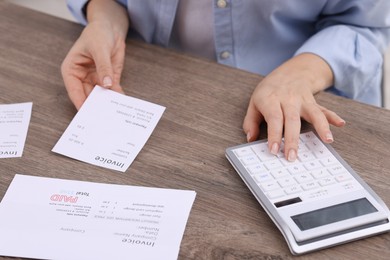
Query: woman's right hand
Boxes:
[{"xmin": 61, "ymin": 0, "xmax": 129, "ymax": 110}]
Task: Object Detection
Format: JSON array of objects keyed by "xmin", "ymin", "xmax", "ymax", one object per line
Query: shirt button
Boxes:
[
  {"xmin": 217, "ymin": 0, "xmax": 227, "ymax": 8},
  {"xmin": 220, "ymin": 51, "xmax": 230, "ymax": 59}
]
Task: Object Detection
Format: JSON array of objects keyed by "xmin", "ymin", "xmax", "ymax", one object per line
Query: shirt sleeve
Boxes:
[
  {"xmin": 295, "ymin": 0, "xmax": 390, "ymax": 106},
  {"xmin": 66, "ymin": 0, "xmax": 128, "ymax": 26},
  {"xmin": 66, "ymin": 0, "xmax": 90, "ymax": 25}
]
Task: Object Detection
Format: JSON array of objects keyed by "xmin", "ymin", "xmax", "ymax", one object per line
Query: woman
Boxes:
[{"xmin": 62, "ymin": 0, "xmax": 390, "ymax": 161}]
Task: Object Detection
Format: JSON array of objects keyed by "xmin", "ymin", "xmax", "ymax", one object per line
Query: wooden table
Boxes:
[{"xmin": 1, "ymin": 2, "xmax": 390, "ymax": 259}]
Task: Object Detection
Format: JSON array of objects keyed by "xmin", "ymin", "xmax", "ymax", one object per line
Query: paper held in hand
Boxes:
[{"xmin": 52, "ymin": 86, "xmax": 165, "ymax": 172}]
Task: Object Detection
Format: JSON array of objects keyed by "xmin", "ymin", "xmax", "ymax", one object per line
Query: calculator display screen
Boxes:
[{"xmin": 292, "ymin": 198, "xmax": 377, "ymax": 231}]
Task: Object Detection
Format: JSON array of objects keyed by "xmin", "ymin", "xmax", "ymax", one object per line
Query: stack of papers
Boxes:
[{"xmin": 0, "ymin": 87, "xmax": 196, "ymax": 259}]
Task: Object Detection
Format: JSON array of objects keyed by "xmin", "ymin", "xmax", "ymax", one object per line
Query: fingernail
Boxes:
[
  {"xmin": 271, "ymin": 143, "xmax": 279, "ymax": 155},
  {"xmin": 325, "ymin": 132, "xmax": 334, "ymax": 143},
  {"xmin": 287, "ymin": 149, "xmax": 297, "ymax": 162},
  {"xmin": 103, "ymin": 76, "xmax": 112, "ymax": 88},
  {"xmin": 246, "ymin": 132, "xmax": 251, "ymax": 142}
]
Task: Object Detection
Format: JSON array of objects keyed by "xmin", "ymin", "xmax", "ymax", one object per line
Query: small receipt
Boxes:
[
  {"xmin": 52, "ymin": 86, "xmax": 165, "ymax": 172},
  {"xmin": 0, "ymin": 102, "xmax": 32, "ymax": 158}
]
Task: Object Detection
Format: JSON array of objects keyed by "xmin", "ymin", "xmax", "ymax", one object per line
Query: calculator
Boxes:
[{"xmin": 225, "ymin": 131, "xmax": 390, "ymax": 255}]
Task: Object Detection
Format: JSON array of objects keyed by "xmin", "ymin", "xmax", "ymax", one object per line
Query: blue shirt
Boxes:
[{"xmin": 67, "ymin": 0, "xmax": 390, "ymax": 106}]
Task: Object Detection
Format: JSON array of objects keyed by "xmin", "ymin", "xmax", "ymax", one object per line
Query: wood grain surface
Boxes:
[{"xmin": 1, "ymin": 2, "xmax": 390, "ymax": 259}]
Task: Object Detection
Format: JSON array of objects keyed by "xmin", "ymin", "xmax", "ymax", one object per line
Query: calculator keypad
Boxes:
[{"xmin": 232, "ymin": 132, "xmax": 362, "ymax": 204}]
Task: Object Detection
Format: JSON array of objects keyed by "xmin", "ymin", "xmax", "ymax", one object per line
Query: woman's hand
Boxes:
[
  {"xmin": 243, "ymin": 53, "xmax": 346, "ymax": 161},
  {"xmin": 61, "ymin": 0, "xmax": 129, "ymax": 109}
]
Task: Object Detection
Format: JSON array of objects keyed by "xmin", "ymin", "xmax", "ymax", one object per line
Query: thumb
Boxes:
[{"xmin": 92, "ymin": 48, "xmax": 114, "ymax": 88}]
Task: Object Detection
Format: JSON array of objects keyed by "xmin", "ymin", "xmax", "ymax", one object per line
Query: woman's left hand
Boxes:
[{"xmin": 243, "ymin": 53, "xmax": 346, "ymax": 161}]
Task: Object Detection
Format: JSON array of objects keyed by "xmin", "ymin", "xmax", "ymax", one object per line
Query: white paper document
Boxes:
[
  {"xmin": 52, "ymin": 86, "xmax": 165, "ymax": 172},
  {"xmin": 0, "ymin": 174, "xmax": 196, "ymax": 260},
  {"xmin": 0, "ymin": 102, "xmax": 32, "ymax": 158}
]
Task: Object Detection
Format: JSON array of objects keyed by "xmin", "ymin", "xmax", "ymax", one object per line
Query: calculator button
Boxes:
[
  {"xmin": 310, "ymin": 169, "xmax": 330, "ymax": 179},
  {"xmin": 298, "ymin": 152, "xmax": 315, "ymax": 162},
  {"xmin": 320, "ymin": 156, "xmax": 338, "ymax": 166},
  {"xmin": 294, "ymin": 173, "xmax": 314, "ymax": 183},
  {"xmin": 297, "ymin": 144, "xmax": 309, "ymax": 153},
  {"xmin": 234, "ymin": 147, "xmax": 253, "ymax": 157},
  {"xmin": 314, "ymin": 148, "xmax": 332, "ymax": 158},
  {"xmin": 335, "ymin": 173, "xmax": 352, "ymax": 182},
  {"xmin": 253, "ymin": 173, "xmax": 273, "ymax": 183},
  {"xmin": 304, "ymin": 160, "xmax": 322, "ymax": 170},
  {"xmin": 267, "ymin": 189, "xmax": 285, "ymax": 199},
  {"xmin": 280, "ymin": 158, "xmax": 299, "ymax": 166},
  {"xmin": 264, "ymin": 160, "xmax": 283, "ymax": 170},
  {"xmin": 270, "ymin": 169, "xmax": 289, "ymax": 179},
  {"xmin": 246, "ymin": 164, "xmax": 267, "ymax": 175},
  {"xmin": 328, "ymin": 164, "xmax": 345, "ymax": 175},
  {"xmin": 305, "ymin": 139, "xmax": 323, "ymax": 150},
  {"xmin": 301, "ymin": 181, "xmax": 320, "ymax": 190},
  {"xmin": 300, "ymin": 132, "xmax": 317, "ymax": 142},
  {"xmin": 252, "ymin": 143, "xmax": 276, "ymax": 161},
  {"xmin": 284, "ymin": 185, "xmax": 302, "ymax": 195},
  {"xmin": 240, "ymin": 155, "xmax": 261, "ymax": 166},
  {"xmin": 260, "ymin": 181, "xmax": 280, "ymax": 192},
  {"xmin": 286, "ymin": 164, "xmax": 306, "ymax": 175},
  {"xmin": 305, "ymin": 141, "xmax": 331, "ymax": 158},
  {"xmin": 278, "ymin": 177, "xmax": 297, "ymax": 188},
  {"xmin": 318, "ymin": 177, "xmax": 336, "ymax": 186}
]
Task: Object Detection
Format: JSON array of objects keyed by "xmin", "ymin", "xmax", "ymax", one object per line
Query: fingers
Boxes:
[
  {"xmin": 241, "ymin": 52, "xmax": 343, "ymax": 161},
  {"xmin": 90, "ymin": 36, "xmax": 126, "ymax": 94},
  {"xmin": 244, "ymin": 89, "xmax": 345, "ymax": 162},
  {"xmin": 111, "ymin": 84, "xmax": 125, "ymax": 95},
  {"xmin": 319, "ymin": 105, "xmax": 346, "ymax": 127},
  {"xmin": 281, "ymin": 103, "xmax": 301, "ymax": 161},
  {"xmin": 304, "ymin": 106, "xmax": 334, "ymax": 144},
  {"xmin": 61, "ymin": 21, "xmax": 128, "ymax": 111},
  {"xmin": 62, "ymin": 75, "xmax": 87, "ymax": 110},
  {"xmin": 112, "ymin": 40, "xmax": 126, "ymax": 89},
  {"xmin": 301, "ymin": 103, "xmax": 346, "ymax": 146},
  {"xmin": 262, "ymin": 103, "xmax": 284, "ymax": 156},
  {"xmin": 243, "ymin": 100, "xmax": 264, "ymax": 142},
  {"xmin": 91, "ymin": 47, "xmax": 114, "ymax": 89},
  {"xmin": 61, "ymin": 56, "xmax": 86, "ymax": 110}
]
